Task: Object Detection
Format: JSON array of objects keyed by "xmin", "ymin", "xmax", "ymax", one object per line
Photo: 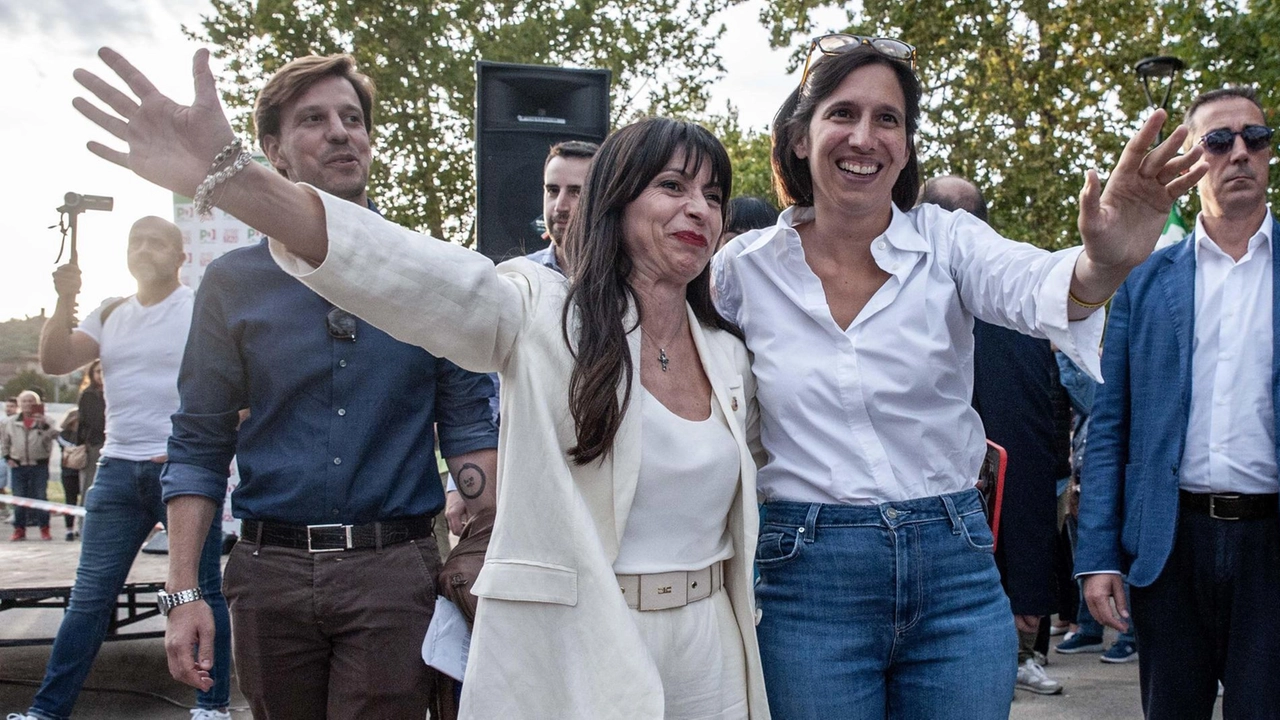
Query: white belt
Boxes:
[{"xmin": 617, "ymin": 561, "xmax": 724, "ymax": 611}]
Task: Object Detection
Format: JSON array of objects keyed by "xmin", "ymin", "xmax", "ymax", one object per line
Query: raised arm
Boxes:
[
  {"xmin": 1070, "ymin": 109, "xmax": 1207, "ymax": 314},
  {"xmin": 74, "ymin": 48, "xmax": 329, "ymax": 265}
]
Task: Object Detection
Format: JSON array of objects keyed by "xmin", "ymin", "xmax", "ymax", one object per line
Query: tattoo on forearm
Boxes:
[{"xmin": 457, "ymin": 462, "xmax": 487, "ymax": 499}]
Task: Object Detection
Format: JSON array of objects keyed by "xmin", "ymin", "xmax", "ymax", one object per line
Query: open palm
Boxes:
[{"xmin": 73, "ymin": 47, "xmax": 236, "ymax": 198}]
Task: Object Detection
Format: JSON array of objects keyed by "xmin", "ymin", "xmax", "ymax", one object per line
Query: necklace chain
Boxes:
[{"xmin": 641, "ymin": 316, "xmax": 687, "ymax": 373}]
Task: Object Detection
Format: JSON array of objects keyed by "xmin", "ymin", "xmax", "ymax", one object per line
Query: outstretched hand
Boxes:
[
  {"xmin": 1078, "ymin": 109, "xmax": 1208, "ymax": 272},
  {"xmin": 73, "ymin": 48, "xmax": 235, "ymax": 198}
]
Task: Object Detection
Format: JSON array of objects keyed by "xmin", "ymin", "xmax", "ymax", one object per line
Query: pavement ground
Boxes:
[{"xmin": 0, "ymin": 613, "xmax": 1227, "ymax": 719}]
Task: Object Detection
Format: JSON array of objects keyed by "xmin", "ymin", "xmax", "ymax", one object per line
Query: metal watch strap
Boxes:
[{"xmin": 157, "ymin": 587, "xmax": 204, "ymax": 616}]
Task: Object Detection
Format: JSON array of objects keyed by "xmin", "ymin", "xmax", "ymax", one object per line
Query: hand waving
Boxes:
[
  {"xmin": 1078, "ymin": 109, "xmax": 1208, "ymax": 272},
  {"xmin": 73, "ymin": 48, "xmax": 236, "ymax": 198}
]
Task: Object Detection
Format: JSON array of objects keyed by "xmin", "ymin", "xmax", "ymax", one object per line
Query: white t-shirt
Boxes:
[{"xmin": 76, "ymin": 286, "xmax": 194, "ymax": 461}]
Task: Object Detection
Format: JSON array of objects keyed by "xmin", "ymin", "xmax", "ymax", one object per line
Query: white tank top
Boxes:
[{"xmin": 612, "ymin": 388, "xmax": 740, "ymax": 574}]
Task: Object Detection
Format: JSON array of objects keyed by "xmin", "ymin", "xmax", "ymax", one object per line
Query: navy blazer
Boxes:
[{"xmin": 1075, "ymin": 218, "xmax": 1280, "ymax": 587}]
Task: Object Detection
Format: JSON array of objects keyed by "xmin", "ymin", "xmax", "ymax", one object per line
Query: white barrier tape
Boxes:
[{"xmin": 0, "ymin": 495, "xmax": 87, "ymax": 517}]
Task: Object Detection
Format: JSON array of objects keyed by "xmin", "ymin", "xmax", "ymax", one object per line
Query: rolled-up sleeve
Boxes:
[
  {"xmin": 162, "ymin": 263, "xmax": 244, "ymax": 504},
  {"xmin": 434, "ymin": 360, "xmax": 499, "ymax": 459}
]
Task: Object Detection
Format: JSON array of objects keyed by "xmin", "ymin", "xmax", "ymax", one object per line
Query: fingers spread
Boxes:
[
  {"xmin": 86, "ymin": 140, "xmax": 128, "ymax": 168},
  {"xmin": 1112, "ymin": 108, "xmax": 1168, "ymax": 176},
  {"xmin": 97, "ymin": 47, "xmax": 160, "ymax": 100},
  {"xmin": 1165, "ymin": 158, "xmax": 1209, "ymax": 197},
  {"xmin": 72, "ymin": 97, "xmax": 129, "ymax": 142},
  {"xmin": 73, "ymin": 68, "xmax": 139, "ymax": 119},
  {"xmin": 1138, "ymin": 123, "xmax": 1192, "ymax": 177}
]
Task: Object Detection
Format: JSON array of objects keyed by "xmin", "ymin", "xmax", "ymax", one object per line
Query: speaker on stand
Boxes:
[{"xmin": 475, "ymin": 61, "xmax": 610, "ymax": 263}]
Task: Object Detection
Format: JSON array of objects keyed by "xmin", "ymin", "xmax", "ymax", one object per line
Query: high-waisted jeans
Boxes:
[{"xmin": 755, "ymin": 488, "xmax": 1017, "ymax": 719}]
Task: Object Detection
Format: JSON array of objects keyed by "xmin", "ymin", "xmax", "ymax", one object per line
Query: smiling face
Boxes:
[
  {"xmin": 1189, "ymin": 96, "xmax": 1272, "ymax": 220},
  {"xmin": 793, "ymin": 63, "xmax": 909, "ymax": 223},
  {"xmin": 621, "ymin": 150, "xmax": 724, "ymax": 288},
  {"xmin": 262, "ymin": 74, "xmax": 373, "ymax": 205}
]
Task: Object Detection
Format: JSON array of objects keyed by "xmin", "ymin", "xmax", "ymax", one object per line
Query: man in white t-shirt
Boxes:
[{"xmin": 13, "ymin": 217, "xmax": 233, "ymax": 720}]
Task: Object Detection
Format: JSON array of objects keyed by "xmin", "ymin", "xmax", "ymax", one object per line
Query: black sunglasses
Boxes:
[
  {"xmin": 799, "ymin": 33, "xmax": 917, "ymax": 91},
  {"xmin": 1199, "ymin": 124, "xmax": 1274, "ymax": 155},
  {"xmin": 326, "ymin": 307, "xmax": 356, "ymax": 342}
]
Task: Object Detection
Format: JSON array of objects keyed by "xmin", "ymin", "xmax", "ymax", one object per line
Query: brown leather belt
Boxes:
[
  {"xmin": 241, "ymin": 515, "xmax": 433, "ymax": 552},
  {"xmin": 1179, "ymin": 491, "xmax": 1278, "ymax": 521}
]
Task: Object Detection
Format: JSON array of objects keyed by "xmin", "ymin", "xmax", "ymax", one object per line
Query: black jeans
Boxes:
[{"xmin": 1130, "ymin": 511, "xmax": 1280, "ymax": 719}]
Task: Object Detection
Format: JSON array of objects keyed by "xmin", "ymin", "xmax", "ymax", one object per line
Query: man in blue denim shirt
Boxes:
[{"xmin": 159, "ymin": 54, "xmax": 498, "ymax": 718}]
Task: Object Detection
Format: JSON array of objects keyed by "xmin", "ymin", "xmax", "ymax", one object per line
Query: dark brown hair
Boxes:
[
  {"xmin": 545, "ymin": 140, "xmax": 600, "ymax": 169},
  {"xmin": 254, "ymin": 54, "xmax": 375, "ymax": 166},
  {"xmin": 561, "ymin": 117, "xmax": 738, "ymax": 465},
  {"xmin": 1185, "ymin": 86, "xmax": 1265, "ymax": 131},
  {"xmin": 79, "ymin": 359, "xmax": 102, "ymax": 392},
  {"xmin": 771, "ymin": 45, "xmax": 922, "ymax": 212}
]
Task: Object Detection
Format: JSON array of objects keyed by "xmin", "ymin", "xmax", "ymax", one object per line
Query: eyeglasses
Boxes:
[
  {"xmin": 326, "ymin": 307, "xmax": 356, "ymax": 342},
  {"xmin": 1199, "ymin": 124, "xmax": 1274, "ymax": 155},
  {"xmin": 799, "ymin": 33, "xmax": 917, "ymax": 91}
]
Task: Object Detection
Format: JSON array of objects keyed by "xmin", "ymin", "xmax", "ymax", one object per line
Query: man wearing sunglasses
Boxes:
[
  {"xmin": 1077, "ymin": 86, "xmax": 1280, "ymax": 718},
  {"xmin": 157, "ymin": 54, "xmax": 499, "ymax": 718}
]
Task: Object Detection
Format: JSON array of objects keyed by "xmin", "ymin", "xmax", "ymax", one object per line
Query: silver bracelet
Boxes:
[{"xmin": 193, "ymin": 149, "xmax": 253, "ymax": 218}]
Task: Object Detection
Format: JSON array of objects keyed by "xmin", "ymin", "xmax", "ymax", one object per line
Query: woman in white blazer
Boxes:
[{"xmin": 73, "ymin": 51, "xmax": 768, "ymax": 719}]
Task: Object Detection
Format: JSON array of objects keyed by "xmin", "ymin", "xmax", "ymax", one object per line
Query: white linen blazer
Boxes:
[{"xmin": 271, "ymin": 188, "xmax": 770, "ymax": 719}]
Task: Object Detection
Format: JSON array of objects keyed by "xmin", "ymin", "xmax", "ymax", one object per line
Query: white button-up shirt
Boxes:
[
  {"xmin": 1179, "ymin": 212, "xmax": 1278, "ymax": 495},
  {"xmin": 713, "ymin": 203, "xmax": 1103, "ymax": 505}
]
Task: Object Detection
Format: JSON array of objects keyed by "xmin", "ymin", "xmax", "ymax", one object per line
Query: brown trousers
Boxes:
[{"xmin": 223, "ymin": 536, "xmax": 442, "ymax": 719}]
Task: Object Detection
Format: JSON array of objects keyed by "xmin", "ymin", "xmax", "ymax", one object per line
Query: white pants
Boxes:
[{"xmin": 628, "ymin": 588, "xmax": 749, "ymax": 720}]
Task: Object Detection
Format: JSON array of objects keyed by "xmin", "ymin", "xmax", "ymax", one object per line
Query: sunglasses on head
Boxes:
[
  {"xmin": 799, "ymin": 33, "xmax": 917, "ymax": 91},
  {"xmin": 326, "ymin": 307, "xmax": 356, "ymax": 342},
  {"xmin": 1199, "ymin": 124, "xmax": 1274, "ymax": 155}
]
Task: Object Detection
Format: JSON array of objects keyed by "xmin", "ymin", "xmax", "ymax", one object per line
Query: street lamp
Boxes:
[{"xmin": 1135, "ymin": 55, "xmax": 1185, "ymax": 142}]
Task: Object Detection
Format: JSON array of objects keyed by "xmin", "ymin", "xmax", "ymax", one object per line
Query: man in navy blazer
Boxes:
[{"xmin": 1077, "ymin": 86, "xmax": 1280, "ymax": 718}]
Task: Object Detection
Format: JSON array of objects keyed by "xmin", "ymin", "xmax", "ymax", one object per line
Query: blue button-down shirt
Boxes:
[{"xmin": 162, "ymin": 239, "xmax": 498, "ymax": 525}]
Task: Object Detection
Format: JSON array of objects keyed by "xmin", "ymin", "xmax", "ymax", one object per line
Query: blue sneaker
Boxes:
[
  {"xmin": 1055, "ymin": 632, "xmax": 1105, "ymax": 654},
  {"xmin": 1101, "ymin": 639, "xmax": 1138, "ymax": 663}
]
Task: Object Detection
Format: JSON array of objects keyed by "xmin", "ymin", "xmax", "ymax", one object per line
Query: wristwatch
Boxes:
[{"xmin": 156, "ymin": 587, "xmax": 204, "ymax": 616}]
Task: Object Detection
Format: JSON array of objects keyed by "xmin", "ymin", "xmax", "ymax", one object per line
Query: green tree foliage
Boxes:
[
  {"xmin": 192, "ymin": 0, "xmax": 741, "ymax": 243},
  {"xmin": 2, "ymin": 369, "xmax": 57, "ymax": 403},
  {"xmin": 705, "ymin": 103, "xmax": 775, "ymax": 202},
  {"xmin": 755, "ymin": 0, "xmax": 1280, "ymax": 248}
]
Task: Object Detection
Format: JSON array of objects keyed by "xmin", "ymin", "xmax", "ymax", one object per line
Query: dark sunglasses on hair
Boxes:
[
  {"xmin": 1199, "ymin": 124, "xmax": 1274, "ymax": 155},
  {"xmin": 799, "ymin": 33, "xmax": 917, "ymax": 91},
  {"xmin": 326, "ymin": 307, "xmax": 357, "ymax": 342}
]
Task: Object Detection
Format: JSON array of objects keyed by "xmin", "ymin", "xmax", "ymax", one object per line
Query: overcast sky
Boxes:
[{"xmin": 0, "ymin": 1, "xmax": 844, "ymax": 322}]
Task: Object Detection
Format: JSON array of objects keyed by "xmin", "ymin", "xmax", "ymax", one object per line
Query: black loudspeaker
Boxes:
[{"xmin": 475, "ymin": 61, "xmax": 611, "ymax": 263}]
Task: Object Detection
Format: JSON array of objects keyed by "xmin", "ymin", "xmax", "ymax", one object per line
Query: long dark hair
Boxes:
[
  {"xmin": 772, "ymin": 45, "xmax": 922, "ymax": 212},
  {"xmin": 79, "ymin": 359, "xmax": 102, "ymax": 393},
  {"xmin": 561, "ymin": 117, "xmax": 738, "ymax": 465}
]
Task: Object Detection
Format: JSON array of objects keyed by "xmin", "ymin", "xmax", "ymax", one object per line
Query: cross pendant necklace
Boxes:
[{"xmin": 644, "ymin": 315, "xmax": 687, "ymax": 373}]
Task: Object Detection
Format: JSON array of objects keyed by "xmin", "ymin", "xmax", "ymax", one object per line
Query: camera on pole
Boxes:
[{"xmin": 52, "ymin": 191, "xmax": 114, "ymax": 265}]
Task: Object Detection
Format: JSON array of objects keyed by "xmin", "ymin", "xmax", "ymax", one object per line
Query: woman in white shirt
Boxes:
[
  {"xmin": 73, "ymin": 49, "xmax": 769, "ymax": 719},
  {"xmin": 713, "ymin": 39, "xmax": 1204, "ymax": 718}
]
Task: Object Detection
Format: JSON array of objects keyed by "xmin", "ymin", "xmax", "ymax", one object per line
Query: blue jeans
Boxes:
[
  {"xmin": 756, "ymin": 488, "xmax": 1018, "ymax": 719},
  {"xmin": 11, "ymin": 464, "xmax": 51, "ymax": 528},
  {"xmin": 27, "ymin": 457, "xmax": 231, "ymax": 720}
]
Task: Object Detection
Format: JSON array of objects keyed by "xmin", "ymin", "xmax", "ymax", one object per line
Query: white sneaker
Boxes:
[
  {"xmin": 1016, "ymin": 659, "xmax": 1064, "ymax": 695},
  {"xmin": 7, "ymin": 714, "xmax": 42, "ymax": 720},
  {"xmin": 190, "ymin": 710, "xmax": 231, "ymax": 720}
]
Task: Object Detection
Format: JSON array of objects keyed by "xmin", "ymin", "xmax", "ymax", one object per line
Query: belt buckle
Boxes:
[
  {"xmin": 1208, "ymin": 494, "xmax": 1239, "ymax": 521},
  {"xmin": 638, "ymin": 571, "xmax": 688, "ymax": 611},
  {"xmin": 306, "ymin": 523, "xmax": 353, "ymax": 552}
]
